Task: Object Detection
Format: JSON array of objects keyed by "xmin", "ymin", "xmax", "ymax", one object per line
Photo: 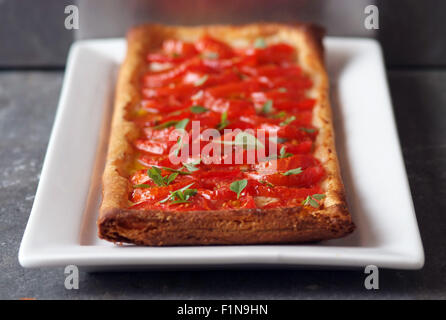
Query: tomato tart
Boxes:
[{"xmin": 98, "ymin": 23, "xmax": 355, "ymax": 245}]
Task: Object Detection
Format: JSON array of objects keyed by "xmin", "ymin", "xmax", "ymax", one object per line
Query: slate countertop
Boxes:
[{"xmin": 0, "ymin": 69, "xmax": 445, "ymax": 299}]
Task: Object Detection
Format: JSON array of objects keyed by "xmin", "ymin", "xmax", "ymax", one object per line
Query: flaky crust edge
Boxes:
[{"xmin": 98, "ymin": 23, "xmax": 355, "ymax": 246}]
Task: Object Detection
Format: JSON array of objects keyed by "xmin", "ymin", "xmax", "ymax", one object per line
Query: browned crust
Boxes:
[{"xmin": 98, "ymin": 23, "xmax": 355, "ymax": 246}]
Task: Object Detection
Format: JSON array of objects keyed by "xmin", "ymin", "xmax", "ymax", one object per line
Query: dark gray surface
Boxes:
[
  {"xmin": 0, "ymin": 0, "xmax": 74, "ymax": 68},
  {"xmin": 0, "ymin": 70, "xmax": 445, "ymax": 299},
  {"xmin": 2, "ymin": 0, "xmax": 446, "ymax": 67}
]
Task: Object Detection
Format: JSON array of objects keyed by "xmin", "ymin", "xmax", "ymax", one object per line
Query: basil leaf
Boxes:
[
  {"xmin": 217, "ymin": 111, "xmax": 229, "ymax": 130},
  {"xmin": 202, "ymin": 52, "xmax": 219, "ymax": 59},
  {"xmin": 219, "ymin": 132, "xmax": 265, "ymax": 150},
  {"xmin": 162, "ymin": 166, "xmax": 190, "ymax": 175},
  {"xmin": 170, "ymin": 199, "xmax": 191, "ymax": 204},
  {"xmin": 230, "ymin": 179, "xmax": 248, "ymax": 199},
  {"xmin": 302, "ymin": 194, "xmax": 325, "ymax": 208},
  {"xmin": 279, "ymin": 146, "xmax": 293, "ymax": 159},
  {"xmin": 272, "ymin": 111, "xmax": 287, "ymax": 119},
  {"xmin": 175, "ymin": 118, "xmax": 189, "ymax": 130},
  {"xmin": 177, "ymin": 182, "xmax": 196, "ymax": 193},
  {"xmin": 234, "ymin": 132, "xmax": 264, "ymax": 150},
  {"xmin": 173, "ymin": 137, "xmax": 182, "ymax": 157},
  {"xmin": 282, "ymin": 167, "xmax": 303, "ymax": 176},
  {"xmin": 182, "ymin": 161, "xmax": 200, "ymax": 172},
  {"xmin": 147, "ymin": 167, "xmax": 166, "ymax": 186},
  {"xmin": 194, "ymin": 75, "xmax": 208, "ymax": 87},
  {"xmin": 132, "ymin": 184, "xmax": 151, "ymax": 188},
  {"xmin": 153, "ymin": 120, "xmax": 178, "ymax": 130},
  {"xmin": 259, "ymin": 180, "xmax": 275, "ymax": 188},
  {"xmin": 309, "ymin": 198, "xmax": 319, "ymax": 208},
  {"xmin": 254, "ymin": 37, "xmax": 267, "ymax": 49},
  {"xmin": 190, "ymin": 105, "xmax": 208, "ymax": 114},
  {"xmin": 262, "ymin": 100, "xmax": 273, "ymax": 114},
  {"xmin": 165, "ymin": 172, "xmax": 179, "ymax": 185},
  {"xmin": 300, "ymin": 127, "xmax": 317, "ymax": 133},
  {"xmin": 159, "ymin": 183, "xmax": 197, "ymax": 204},
  {"xmin": 280, "ymin": 115, "xmax": 296, "ymax": 126},
  {"xmin": 183, "ymin": 189, "xmax": 198, "ymax": 198},
  {"xmin": 312, "ymin": 194, "xmax": 326, "ymax": 200}
]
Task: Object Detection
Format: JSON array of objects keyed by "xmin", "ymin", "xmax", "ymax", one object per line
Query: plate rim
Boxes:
[{"xmin": 18, "ymin": 37, "xmax": 425, "ymax": 270}]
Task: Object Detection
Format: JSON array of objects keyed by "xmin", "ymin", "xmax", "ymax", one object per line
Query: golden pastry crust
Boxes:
[{"xmin": 98, "ymin": 23, "xmax": 355, "ymax": 246}]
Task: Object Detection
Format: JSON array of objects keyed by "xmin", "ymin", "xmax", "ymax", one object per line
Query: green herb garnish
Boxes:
[
  {"xmin": 190, "ymin": 105, "xmax": 208, "ymax": 114},
  {"xmin": 259, "ymin": 180, "xmax": 275, "ymax": 188},
  {"xmin": 217, "ymin": 111, "xmax": 229, "ymax": 130},
  {"xmin": 300, "ymin": 127, "xmax": 317, "ymax": 133},
  {"xmin": 166, "ymin": 172, "xmax": 179, "ymax": 185},
  {"xmin": 163, "ymin": 158, "xmax": 200, "ymax": 174},
  {"xmin": 147, "ymin": 167, "xmax": 166, "ymax": 186},
  {"xmin": 132, "ymin": 184, "xmax": 151, "ymax": 188},
  {"xmin": 153, "ymin": 120, "xmax": 178, "ymax": 130},
  {"xmin": 147, "ymin": 167, "xmax": 179, "ymax": 186},
  {"xmin": 194, "ymin": 75, "xmax": 208, "ymax": 87},
  {"xmin": 175, "ymin": 118, "xmax": 189, "ymax": 130},
  {"xmin": 202, "ymin": 52, "xmax": 219, "ymax": 59},
  {"xmin": 261, "ymin": 100, "xmax": 273, "ymax": 114},
  {"xmin": 254, "ymin": 37, "xmax": 267, "ymax": 49},
  {"xmin": 279, "ymin": 146, "xmax": 293, "ymax": 159},
  {"xmin": 282, "ymin": 167, "xmax": 303, "ymax": 176},
  {"xmin": 218, "ymin": 132, "xmax": 264, "ymax": 150},
  {"xmin": 230, "ymin": 179, "xmax": 248, "ymax": 199},
  {"xmin": 159, "ymin": 183, "xmax": 198, "ymax": 204},
  {"xmin": 302, "ymin": 194, "xmax": 326, "ymax": 208},
  {"xmin": 182, "ymin": 158, "xmax": 201, "ymax": 172},
  {"xmin": 162, "ymin": 167, "xmax": 189, "ymax": 175},
  {"xmin": 271, "ymin": 111, "xmax": 287, "ymax": 119},
  {"xmin": 173, "ymin": 136, "xmax": 183, "ymax": 157},
  {"xmin": 280, "ymin": 115, "xmax": 296, "ymax": 126}
]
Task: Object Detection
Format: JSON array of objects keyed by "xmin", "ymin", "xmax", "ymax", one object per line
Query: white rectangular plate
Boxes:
[{"xmin": 19, "ymin": 37, "xmax": 424, "ymax": 270}]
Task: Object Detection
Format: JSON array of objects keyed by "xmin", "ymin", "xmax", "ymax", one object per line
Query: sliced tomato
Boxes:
[
  {"xmin": 195, "ymin": 35, "xmax": 234, "ymax": 59},
  {"xmin": 243, "ymin": 43, "xmax": 296, "ymax": 64},
  {"xmin": 162, "ymin": 39, "xmax": 198, "ymax": 57},
  {"xmin": 195, "ymin": 169, "xmax": 243, "ymax": 189},
  {"xmin": 128, "ymin": 36, "xmax": 326, "ymax": 212},
  {"xmin": 253, "ymin": 154, "xmax": 320, "ymax": 173},
  {"xmin": 134, "ymin": 139, "xmax": 177, "ymax": 155},
  {"xmin": 146, "ymin": 53, "xmax": 186, "ymax": 64},
  {"xmin": 205, "ymin": 80, "xmax": 267, "ymax": 100},
  {"xmin": 248, "ymin": 165, "xmax": 325, "ymax": 188},
  {"xmin": 283, "ymin": 140, "xmax": 313, "ymax": 154},
  {"xmin": 255, "ymin": 185, "xmax": 322, "ymax": 200}
]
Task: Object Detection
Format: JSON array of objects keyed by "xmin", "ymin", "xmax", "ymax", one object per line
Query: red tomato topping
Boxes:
[{"xmin": 130, "ymin": 36, "xmax": 325, "ymax": 211}]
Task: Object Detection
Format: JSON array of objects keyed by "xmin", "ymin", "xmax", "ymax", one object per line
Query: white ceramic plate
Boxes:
[{"xmin": 19, "ymin": 38, "xmax": 424, "ymax": 270}]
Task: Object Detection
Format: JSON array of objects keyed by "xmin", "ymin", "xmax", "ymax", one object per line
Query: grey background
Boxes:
[
  {"xmin": 1, "ymin": 0, "xmax": 446, "ymax": 299},
  {"xmin": 2, "ymin": 0, "xmax": 446, "ymax": 68}
]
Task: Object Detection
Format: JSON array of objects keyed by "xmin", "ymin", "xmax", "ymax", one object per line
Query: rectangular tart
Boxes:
[{"xmin": 98, "ymin": 23, "xmax": 355, "ymax": 245}]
